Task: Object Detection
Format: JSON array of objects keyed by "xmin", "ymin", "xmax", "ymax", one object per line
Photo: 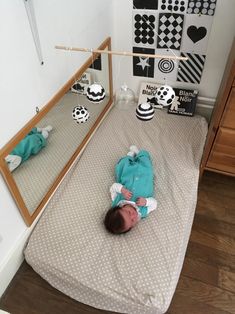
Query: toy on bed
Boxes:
[{"xmin": 5, "ymin": 126, "xmax": 52, "ymax": 172}]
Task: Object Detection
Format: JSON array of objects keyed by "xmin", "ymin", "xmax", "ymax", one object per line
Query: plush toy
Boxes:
[
  {"xmin": 72, "ymin": 106, "xmax": 90, "ymax": 124},
  {"xmin": 86, "ymin": 83, "xmax": 105, "ymax": 103},
  {"xmin": 136, "ymin": 103, "xmax": 155, "ymax": 121},
  {"xmin": 5, "ymin": 126, "xmax": 52, "ymax": 172},
  {"xmin": 155, "ymin": 85, "xmax": 175, "ymax": 107}
]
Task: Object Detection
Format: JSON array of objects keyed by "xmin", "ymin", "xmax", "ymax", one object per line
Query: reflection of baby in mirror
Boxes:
[
  {"xmin": 5, "ymin": 126, "xmax": 52, "ymax": 172},
  {"xmin": 104, "ymin": 146, "xmax": 157, "ymax": 234}
]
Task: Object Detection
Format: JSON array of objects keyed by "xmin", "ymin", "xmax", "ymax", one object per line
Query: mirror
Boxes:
[{"xmin": 0, "ymin": 37, "xmax": 113, "ymax": 226}]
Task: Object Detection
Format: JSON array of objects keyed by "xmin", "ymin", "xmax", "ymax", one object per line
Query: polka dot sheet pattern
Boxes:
[
  {"xmin": 25, "ymin": 106, "xmax": 208, "ymax": 314},
  {"xmin": 187, "ymin": 0, "xmax": 217, "ymax": 15}
]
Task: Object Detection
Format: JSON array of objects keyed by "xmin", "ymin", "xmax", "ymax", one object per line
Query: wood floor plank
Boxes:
[
  {"xmin": 219, "ymin": 269, "xmax": 235, "ymax": 294},
  {"xmin": 186, "ymin": 241, "xmax": 235, "ymax": 272},
  {"xmin": 1, "ymin": 263, "xmax": 114, "ymax": 314},
  {"xmin": 190, "ymin": 229, "xmax": 235, "ymax": 255},
  {"xmin": 182, "ymin": 257, "xmax": 235, "ymax": 294},
  {"xmin": 202, "ymin": 171, "xmax": 235, "ymax": 186},
  {"xmin": 176, "ymin": 276, "xmax": 235, "ymax": 313},
  {"xmin": 181, "ymin": 257, "xmax": 219, "ymax": 286},
  {"xmin": 196, "ymin": 200, "xmax": 235, "ymax": 225},
  {"xmin": 167, "ymin": 293, "xmax": 231, "ymax": 314},
  {"xmin": 193, "ymin": 214, "xmax": 235, "ymax": 239}
]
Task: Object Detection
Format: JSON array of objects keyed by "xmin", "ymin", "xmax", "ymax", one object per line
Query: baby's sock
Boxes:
[
  {"xmin": 130, "ymin": 145, "xmax": 139, "ymax": 155},
  {"xmin": 127, "ymin": 151, "xmax": 135, "ymax": 157},
  {"xmin": 37, "ymin": 125, "xmax": 53, "ymax": 139},
  {"xmin": 127, "ymin": 145, "xmax": 139, "ymax": 157}
]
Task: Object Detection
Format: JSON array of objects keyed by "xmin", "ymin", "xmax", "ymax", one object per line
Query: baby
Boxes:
[
  {"xmin": 104, "ymin": 146, "xmax": 157, "ymax": 234},
  {"xmin": 5, "ymin": 126, "xmax": 52, "ymax": 172}
]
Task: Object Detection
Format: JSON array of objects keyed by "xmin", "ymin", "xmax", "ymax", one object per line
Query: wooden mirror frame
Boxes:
[{"xmin": 0, "ymin": 37, "xmax": 113, "ymax": 226}]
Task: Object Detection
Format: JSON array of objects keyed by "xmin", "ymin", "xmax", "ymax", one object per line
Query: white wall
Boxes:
[
  {"xmin": 0, "ymin": 0, "xmax": 113, "ymax": 295},
  {"xmin": 112, "ymin": 0, "xmax": 235, "ymax": 99}
]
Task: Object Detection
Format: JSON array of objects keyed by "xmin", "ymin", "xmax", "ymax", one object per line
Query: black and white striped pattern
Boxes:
[
  {"xmin": 136, "ymin": 102, "xmax": 155, "ymax": 121},
  {"xmin": 177, "ymin": 52, "xmax": 206, "ymax": 84}
]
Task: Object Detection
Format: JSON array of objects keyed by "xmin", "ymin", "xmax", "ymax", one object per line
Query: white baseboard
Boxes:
[{"xmin": 0, "ymin": 228, "xmax": 31, "ymax": 298}]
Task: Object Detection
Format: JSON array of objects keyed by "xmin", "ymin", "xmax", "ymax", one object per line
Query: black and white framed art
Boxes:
[{"xmin": 132, "ymin": 0, "xmax": 217, "ymax": 84}]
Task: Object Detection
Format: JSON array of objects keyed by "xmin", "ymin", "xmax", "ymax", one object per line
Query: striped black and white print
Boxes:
[{"xmin": 177, "ymin": 52, "xmax": 206, "ymax": 84}]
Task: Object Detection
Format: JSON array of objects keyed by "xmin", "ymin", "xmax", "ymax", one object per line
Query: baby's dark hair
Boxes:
[{"xmin": 104, "ymin": 206, "xmax": 130, "ymax": 234}]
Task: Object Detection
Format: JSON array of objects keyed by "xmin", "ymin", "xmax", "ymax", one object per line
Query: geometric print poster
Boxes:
[
  {"xmin": 133, "ymin": 11, "xmax": 157, "ymax": 48},
  {"xmin": 177, "ymin": 52, "xmax": 206, "ymax": 84},
  {"xmin": 155, "ymin": 49, "xmax": 180, "ymax": 81},
  {"xmin": 132, "ymin": 0, "xmax": 217, "ymax": 84},
  {"xmin": 133, "ymin": 47, "xmax": 155, "ymax": 78},
  {"xmin": 157, "ymin": 13, "xmax": 184, "ymax": 50}
]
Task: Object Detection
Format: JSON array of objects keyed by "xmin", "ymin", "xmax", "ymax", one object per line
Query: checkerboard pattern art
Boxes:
[{"xmin": 157, "ymin": 13, "xmax": 184, "ymax": 50}]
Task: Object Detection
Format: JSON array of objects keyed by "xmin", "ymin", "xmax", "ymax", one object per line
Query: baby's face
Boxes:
[{"xmin": 120, "ymin": 204, "xmax": 139, "ymax": 232}]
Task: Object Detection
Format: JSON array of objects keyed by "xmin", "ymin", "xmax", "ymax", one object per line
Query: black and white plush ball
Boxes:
[
  {"xmin": 72, "ymin": 106, "xmax": 90, "ymax": 124},
  {"xmin": 86, "ymin": 83, "xmax": 105, "ymax": 103},
  {"xmin": 155, "ymin": 85, "xmax": 175, "ymax": 107},
  {"xmin": 136, "ymin": 102, "xmax": 155, "ymax": 121}
]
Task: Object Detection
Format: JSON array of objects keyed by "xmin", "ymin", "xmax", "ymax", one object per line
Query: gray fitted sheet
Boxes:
[{"xmin": 25, "ymin": 105, "xmax": 207, "ymax": 314}]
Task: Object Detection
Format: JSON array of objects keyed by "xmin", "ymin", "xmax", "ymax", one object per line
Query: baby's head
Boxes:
[{"xmin": 104, "ymin": 204, "xmax": 139, "ymax": 234}]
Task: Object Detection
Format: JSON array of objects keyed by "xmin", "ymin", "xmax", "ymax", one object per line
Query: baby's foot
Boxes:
[
  {"xmin": 127, "ymin": 145, "xmax": 139, "ymax": 157},
  {"xmin": 41, "ymin": 130, "xmax": 49, "ymax": 139},
  {"xmin": 129, "ymin": 145, "xmax": 139, "ymax": 155},
  {"xmin": 44, "ymin": 125, "xmax": 53, "ymax": 132},
  {"xmin": 38, "ymin": 125, "xmax": 53, "ymax": 139}
]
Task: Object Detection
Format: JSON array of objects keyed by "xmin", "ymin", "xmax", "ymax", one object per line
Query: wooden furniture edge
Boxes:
[{"xmin": 199, "ymin": 38, "xmax": 235, "ymax": 179}]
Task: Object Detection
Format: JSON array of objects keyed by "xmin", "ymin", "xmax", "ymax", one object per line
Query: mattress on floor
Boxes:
[{"xmin": 25, "ymin": 105, "xmax": 208, "ymax": 314}]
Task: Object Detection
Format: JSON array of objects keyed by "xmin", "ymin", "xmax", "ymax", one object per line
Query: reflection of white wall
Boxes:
[
  {"xmin": 0, "ymin": 0, "xmax": 113, "ymax": 296},
  {"xmin": 87, "ymin": 52, "xmax": 110, "ymax": 95},
  {"xmin": 112, "ymin": 0, "xmax": 235, "ymax": 100}
]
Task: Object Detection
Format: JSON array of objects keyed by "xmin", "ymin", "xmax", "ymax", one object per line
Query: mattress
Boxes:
[{"xmin": 25, "ymin": 105, "xmax": 208, "ymax": 314}]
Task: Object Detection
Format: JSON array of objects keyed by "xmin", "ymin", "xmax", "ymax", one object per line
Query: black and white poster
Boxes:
[
  {"xmin": 133, "ymin": 47, "xmax": 155, "ymax": 77},
  {"xmin": 89, "ymin": 54, "xmax": 102, "ymax": 71},
  {"xmin": 132, "ymin": 0, "xmax": 217, "ymax": 83},
  {"xmin": 159, "ymin": 0, "xmax": 188, "ymax": 13},
  {"xmin": 157, "ymin": 13, "xmax": 184, "ymax": 50},
  {"xmin": 181, "ymin": 14, "xmax": 213, "ymax": 54},
  {"xmin": 155, "ymin": 49, "xmax": 180, "ymax": 81},
  {"xmin": 177, "ymin": 52, "xmax": 206, "ymax": 84},
  {"xmin": 187, "ymin": 0, "xmax": 217, "ymax": 16},
  {"xmin": 168, "ymin": 88, "xmax": 198, "ymax": 116},
  {"xmin": 133, "ymin": 0, "xmax": 158, "ymax": 10},
  {"xmin": 133, "ymin": 11, "xmax": 157, "ymax": 48}
]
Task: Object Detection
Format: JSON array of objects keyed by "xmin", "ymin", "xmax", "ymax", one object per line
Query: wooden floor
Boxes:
[{"xmin": 1, "ymin": 171, "xmax": 235, "ymax": 314}]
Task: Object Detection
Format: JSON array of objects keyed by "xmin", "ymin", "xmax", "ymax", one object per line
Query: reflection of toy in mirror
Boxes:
[
  {"xmin": 5, "ymin": 126, "xmax": 53, "ymax": 172},
  {"xmin": 136, "ymin": 103, "xmax": 155, "ymax": 121},
  {"xmin": 86, "ymin": 83, "xmax": 105, "ymax": 103},
  {"xmin": 155, "ymin": 85, "xmax": 175, "ymax": 107},
  {"xmin": 72, "ymin": 106, "xmax": 90, "ymax": 124}
]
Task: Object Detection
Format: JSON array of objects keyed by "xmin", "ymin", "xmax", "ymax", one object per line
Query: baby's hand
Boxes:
[
  {"xmin": 136, "ymin": 197, "xmax": 147, "ymax": 207},
  {"xmin": 121, "ymin": 187, "xmax": 132, "ymax": 200}
]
